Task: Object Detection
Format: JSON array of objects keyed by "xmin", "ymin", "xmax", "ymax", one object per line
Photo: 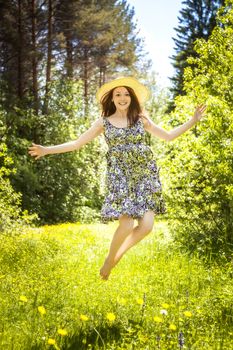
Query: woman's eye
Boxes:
[{"xmin": 114, "ymin": 93, "xmax": 130, "ymax": 97}]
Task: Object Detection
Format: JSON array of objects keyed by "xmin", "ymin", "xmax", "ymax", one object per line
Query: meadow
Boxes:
[{"xmin": 0, "ymin": 220, "xmax": 232, "ymax": 350}]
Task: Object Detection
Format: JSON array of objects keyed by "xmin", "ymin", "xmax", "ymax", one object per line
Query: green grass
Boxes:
[{"xmin": 0, "ymin": 220, "xmax": 232, "ymax": 349}]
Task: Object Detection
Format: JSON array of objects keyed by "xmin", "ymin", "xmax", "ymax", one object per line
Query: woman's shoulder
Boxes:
[
  {"xmin": 97, "ymin": 116, "xmax": 104, "ymax": 124},
  {"xmin": 90, "ymin": 117, "xmax": 105, "ymax": 131},
  {"xmin": 139, "ymin": 113, "xmax": 151, "ymax": 128}
]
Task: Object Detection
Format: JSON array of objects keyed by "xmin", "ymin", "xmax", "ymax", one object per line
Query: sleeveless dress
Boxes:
[{"xmin": 101, "ymin": 116, "xmax": 166, "ymax": 223}]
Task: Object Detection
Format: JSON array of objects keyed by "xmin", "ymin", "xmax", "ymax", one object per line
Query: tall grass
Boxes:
[{"xmin": 0, "ymin": 221, "xmax": 232, "ymax": 349}]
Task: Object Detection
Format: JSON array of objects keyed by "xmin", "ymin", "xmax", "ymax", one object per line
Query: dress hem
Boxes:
[{"xmin": 100, "ymin": 206, "xmax": 166, "ymax": 224}]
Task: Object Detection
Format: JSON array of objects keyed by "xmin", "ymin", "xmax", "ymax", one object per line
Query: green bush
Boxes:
[
  {"xmin": 5, "ymin": 79, "xmax": 106, "ymax": 225},
  {"xmin": 156, "ymin": 2, "xmax": 233, "ymax": 257},
  {"xmin": 0, "ymin": 142, "xmax": 38, "ymax": 234}
]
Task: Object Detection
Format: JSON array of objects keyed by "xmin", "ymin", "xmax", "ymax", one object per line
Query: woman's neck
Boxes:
[{"xmin": 113, "ymin": 109, "xmax": 128, "ymax": 118}]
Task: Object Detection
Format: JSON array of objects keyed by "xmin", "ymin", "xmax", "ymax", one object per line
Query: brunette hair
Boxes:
[{"xmin": 100, "ymin": 86, "xmax": 142, "ymax": 127}]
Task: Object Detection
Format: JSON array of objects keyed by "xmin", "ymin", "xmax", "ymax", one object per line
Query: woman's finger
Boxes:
[
  {"xmin": 200, "ymin": 105, "xmax": 206, "ymax": 110},
  {"xmin": 29, "ymin": 151, "xmax": 39, "ymax": 157},
  {"xmin": 198, "ymin": 104, "xmax": 206, "ymax": 111}
]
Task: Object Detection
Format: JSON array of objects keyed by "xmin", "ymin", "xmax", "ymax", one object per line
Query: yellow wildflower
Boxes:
[
  {"xmin": 57, "ymin": 328, "xmax": 68, "ymax": 336},
  {"xmin": 153, "ymin": 316, "xmax": 163, "ymax": 323},
  {"xmin": 183, "ymin": 311, "xmax": 192, "ymax": 317},
  {"xmin": 136, "ymin": 298, "xmax": 144, "ymax": 305},
  {"xmin": 38, "ymin": 306, "xmax": 46, "ymax": 315},
  {"xmin": 80, "ymin": 314, "xmax": 89, "ymax": 321},
  {"xmin": 48, "ymin": 338, "xmax": 56, "ymax": 345},
  {"xmin": 106, "ymin": 312, "xmax": 116, "ymax": 322},
  {"xmin": 169, "ymin": 324, "xmax": 177, "ymax": 331},
  {"xmin": 161, "ymin": 303, "xmax": 170, "ymax": 309},
  {"xmin": 19, "ymin": 295, "xmax": 28, "ymax": 303}
]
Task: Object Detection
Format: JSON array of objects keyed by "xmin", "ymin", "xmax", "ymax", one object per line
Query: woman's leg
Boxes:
[
  {"xmin": 114, "ymin": 210, "xmax": 155, "ymax": 266},
  {"xmin": 100, "ymin": 214, "xmax": 134, "ymax": 280}
]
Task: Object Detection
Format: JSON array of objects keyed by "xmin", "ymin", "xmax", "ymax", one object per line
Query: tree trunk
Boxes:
[
  {"xmin": 102, "ymin": 67, "xmax": 106, "ymax": 84},
  {"xmin": 83, "ymin": 46, "xmax": 89, "ymax": 114},
  {"xmin": 31, "ymin": 0, "xmax": 39, "ymax": 114},
  {"xmin": 43, "ymin": 0, "xmax": 53, "ymax": 115},
  {"xmin": 17, "ymin": 0, "xmax": 23, "ymax": 99},
  {"xmin": 99, "ymin": 66, "xmax": 106, "ymax": 86},
  {"xmin": 65, "ymin": 36, "xmax": 73, "ymax": 78},
  {"xmin": 99, "ymin": 67, "xmax": 102, "ymax": 87}
]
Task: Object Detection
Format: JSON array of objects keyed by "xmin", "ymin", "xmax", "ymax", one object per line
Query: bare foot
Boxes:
[{"xmin": 100, "ymin": 258, "xmax": 114, "ymax": 280}]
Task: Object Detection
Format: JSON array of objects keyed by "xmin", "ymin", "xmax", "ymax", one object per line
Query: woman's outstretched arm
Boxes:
[
  {"xmin": 143, "ymin": 104, "xmax": 206, "ymax": 141},
  {"xmin": 28, "ymin": 117, "xmax": 104, "ymax": 160}
]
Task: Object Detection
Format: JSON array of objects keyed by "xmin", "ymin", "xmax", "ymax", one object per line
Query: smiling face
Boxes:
[{"xmin": 112, "ymin": 86, "xmax": 131, "ymax": 112}]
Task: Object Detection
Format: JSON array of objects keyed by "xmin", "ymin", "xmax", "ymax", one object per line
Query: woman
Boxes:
[{"xmin": 28, "ymin": 76, "xmax": 206, "ymax": 280}]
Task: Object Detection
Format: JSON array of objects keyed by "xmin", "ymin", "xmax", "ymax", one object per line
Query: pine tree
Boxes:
[
  {"xmin": 170, "ymin": 0, "xmax": 225, "ymax": 101},
  {"xmin": 0, "ymin": 0, "xmax": 145, "ymax": 114},
  {"xmin": 0, "ymin": 0, "xmax": 46, "ymax": 112},
  {"xmin": 54, "ymin": 0, "xmax": 143, "ymax": 112}
]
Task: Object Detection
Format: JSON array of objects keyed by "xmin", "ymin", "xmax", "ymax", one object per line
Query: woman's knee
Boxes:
[
  {"xmin": 138, "ymin": 211, "xmax": 154, "ymax": 235},
  {"xmin": 119, "ymin": 215, "xmax": 134, "ymax": 232},
  {"xmin": 138, "ymin": 222, "xmax": 153, "ymax": 235}
]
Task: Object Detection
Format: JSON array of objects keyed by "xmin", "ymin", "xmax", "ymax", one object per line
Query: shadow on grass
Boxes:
[{"xmin": 65, "ymin": 324, "xmax": 123, "ymax": 349}]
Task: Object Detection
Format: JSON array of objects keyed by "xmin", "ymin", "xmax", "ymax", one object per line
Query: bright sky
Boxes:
[{"xmin": 127, "ymin": 0, "xmax": 183, "ymax": 88}]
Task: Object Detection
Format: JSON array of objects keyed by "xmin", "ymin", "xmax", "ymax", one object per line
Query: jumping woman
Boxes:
[{"xmin": 28, "ymin": 76, "xmax": 206, "ymax": 280}]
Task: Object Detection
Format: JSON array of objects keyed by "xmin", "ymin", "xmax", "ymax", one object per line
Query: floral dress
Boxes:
[{"xmin": 101, "ymin": 116, "xmax": 166, "ymax": 223}]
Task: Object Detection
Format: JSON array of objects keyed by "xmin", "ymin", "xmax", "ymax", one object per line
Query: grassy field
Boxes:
[{"xmin": 0, "ymin": 220, "xmax": 232, "ymax": 349}]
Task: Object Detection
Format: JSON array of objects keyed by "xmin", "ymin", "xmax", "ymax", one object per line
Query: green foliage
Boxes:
[
  {"xmin": 7, "ymin": 80, "xmax": 106, "ymax": 224},
  {"xmin": 0, "ymin": 141, "xmax": 38, "ymax": 234},
  {"xmin": 0, "ymin": 222, "xmax": 232, "ymax": 349},
  {"xmin": 170, "ymin": 0, "xmax": 224, "ymax": 102},
  {"xmin": 157, "ymin": 2, "xmax": 233, "ymax": 256}
]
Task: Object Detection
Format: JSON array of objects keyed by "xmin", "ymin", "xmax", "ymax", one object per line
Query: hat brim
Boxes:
[{"xmin": 96, "ymin": 77, "xmax": 150, "ymax": 105}]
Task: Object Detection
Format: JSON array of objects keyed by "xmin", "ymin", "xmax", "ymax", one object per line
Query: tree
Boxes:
[
  {"xmin": 0, "ymin": 0, "xmax": 146, "ymax": 114},
  {"xmin": 54, "ymin": 0, "xmax": 143, "ymax": 113},
  {"xmin": 159, "ymin": 0, "xmax": 233, "ymax": 257},
  {"xmin": 0, "ymin": 0, "xmax": 46, "ymax": 111},
  {"xmin": 170, "ymin": 0, "xmax": 225, "ymax": 104}
]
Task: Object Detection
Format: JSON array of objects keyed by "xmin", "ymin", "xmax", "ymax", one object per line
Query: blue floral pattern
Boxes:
[{"xmin": 101, "ymin": 117, "xmax": 166, "ymax": 222}]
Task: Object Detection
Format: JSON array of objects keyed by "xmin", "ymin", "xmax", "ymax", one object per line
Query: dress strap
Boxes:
[{"xmin": 102, "ymin": 117, "xmax": 108, "ymax": 128}]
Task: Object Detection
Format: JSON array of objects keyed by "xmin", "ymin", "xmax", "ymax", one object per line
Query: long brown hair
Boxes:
[{"xmin": 100, "ymin": 86, "xmax": 142, "ymax": 127}]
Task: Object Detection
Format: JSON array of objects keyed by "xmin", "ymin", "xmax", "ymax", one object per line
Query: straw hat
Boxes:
[{"xmin": 96, "ymin": 76, "xmax": 150, "ymax": 105}]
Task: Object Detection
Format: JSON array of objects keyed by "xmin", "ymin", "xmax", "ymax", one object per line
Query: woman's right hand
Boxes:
[{"xmin": 28, "ymin": 143, "xmax": 47, "ymax": 160}]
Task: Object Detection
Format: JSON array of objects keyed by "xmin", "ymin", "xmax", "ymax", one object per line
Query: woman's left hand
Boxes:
[{"xmin": 192, "ymin": 104, "xmax": 207, "ymax": 122}]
